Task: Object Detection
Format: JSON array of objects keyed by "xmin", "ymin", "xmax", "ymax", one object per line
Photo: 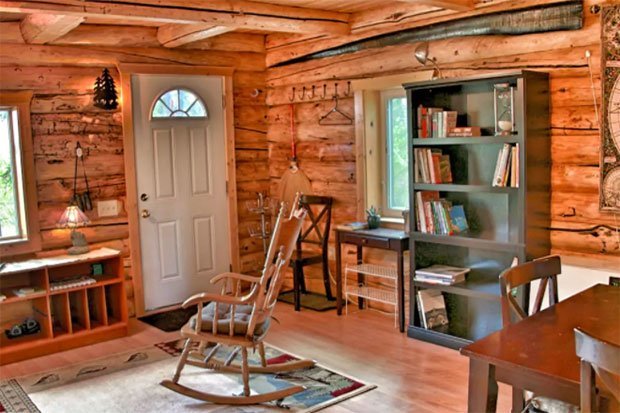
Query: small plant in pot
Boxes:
[{"xmin": 366, "ymin": 206, "xmax": 381, "ymax": 229}]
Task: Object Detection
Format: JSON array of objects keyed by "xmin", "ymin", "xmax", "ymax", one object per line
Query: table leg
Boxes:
[
  {"xmin": 467, "ymin": 358, "xmax": 498, "ymax": 413},
  {"xmin": 397, "ymin": 250, "xmax": 405, "ymax": 333},
  {"xmin": 357, "ymin": 245, "xmax": 364, "ymax": 309},
  {"xmin": 512, "ymin": 387, "xmax": 525, "ymax": 413},
  {"xmin": 336, "ymin": 235, "xmax": 342, "ymax": 316}
]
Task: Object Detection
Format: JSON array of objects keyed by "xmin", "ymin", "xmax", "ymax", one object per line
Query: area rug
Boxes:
[
  {"xmin": 138, "ymin": 305, "xmax": 198, "ymax": 332},
  {"xmin": 278, "ymin": 291, "xmax": 337, "ymax": 311},
  {"xmin": 0, "ymin": 339, "xmax": 375, "ymax": 413}
]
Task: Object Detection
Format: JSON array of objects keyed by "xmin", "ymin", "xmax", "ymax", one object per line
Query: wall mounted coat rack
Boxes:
[{"xmin": 289, "ymin": 81, "xmax": 351, "ymax": 103}]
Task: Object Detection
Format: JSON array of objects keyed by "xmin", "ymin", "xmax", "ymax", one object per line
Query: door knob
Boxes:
[{"xmin": 141, "ymin": 209, "xmax": 151, "ymax": 218}]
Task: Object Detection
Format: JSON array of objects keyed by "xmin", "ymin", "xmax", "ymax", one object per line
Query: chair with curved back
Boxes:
[
  {"xmin": 161, "ymin": 200, "xmax": 312, "ymax": 405},
  {"xmin": 498, "ymin": 255, "xmax": 576, "ymax": 413},
  {"xmin": 575, "ymin": 327, "xmax": 620, "ymax": 413},
  {"xmin": 290, "ymin": 195, "xmax": 333, "ymax": 311}
]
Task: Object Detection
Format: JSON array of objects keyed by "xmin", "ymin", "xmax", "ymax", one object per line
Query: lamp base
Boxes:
[{"xmin": 68, "ymin": 245, "xmax": 90, "ymax": 255}]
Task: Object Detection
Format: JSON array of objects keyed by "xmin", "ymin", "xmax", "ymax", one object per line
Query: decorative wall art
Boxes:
[{"xmin": 601, "ymin": 5, "xmax": 620, "ymax": 211}]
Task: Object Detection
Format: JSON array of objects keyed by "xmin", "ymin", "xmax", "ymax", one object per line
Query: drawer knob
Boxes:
[{"xmin": 362, "ymin": 239, "xmax": 368, "ymax": 244}]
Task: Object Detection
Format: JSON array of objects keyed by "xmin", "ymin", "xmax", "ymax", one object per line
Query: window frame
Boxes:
[
  {"xmin": 0, "ymin": 90, "xmax": 41, "ymax": 257},
  {"xmin": 380, "ymin": 89, "xmax": 409, "ymax": 219},
  {"xmin": 150, "ymin": 87, "xmax": 208, "ymax": 120}
]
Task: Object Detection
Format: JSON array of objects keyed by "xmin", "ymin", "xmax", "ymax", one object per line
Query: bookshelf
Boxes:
[
  {"xmin": 0, "ymin": 248, "xmax": 128, "ymax": 364},
  {"xmin": 404, "ymin": 71, "xmax": 550, "ymax": 349}
]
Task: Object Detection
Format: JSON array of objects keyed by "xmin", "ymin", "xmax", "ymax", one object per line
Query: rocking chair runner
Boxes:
[{"xmin": 161, "ymin": 201, "xmax": 313, "ymax": 405}]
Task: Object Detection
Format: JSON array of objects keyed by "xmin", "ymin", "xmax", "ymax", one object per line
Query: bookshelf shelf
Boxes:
[
  {"xmin": 405, "ymin": 70, "xmax": 550, "ymax": 350},
  {"xmin": 0, "ymin": 248, "xmax": 128, "ymax": 365},
  {"xmin": 412, "ymin": 136, "xmax": 520, "ymax": 146},
  {"xmin": 412, "ymin": 183, "xmax": 517, "ymax": 193}
]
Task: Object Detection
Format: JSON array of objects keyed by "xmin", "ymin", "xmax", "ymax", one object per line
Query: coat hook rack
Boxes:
[{"xmin": 287, "ymin": 81, "xmax": 351, "ymax": 103}]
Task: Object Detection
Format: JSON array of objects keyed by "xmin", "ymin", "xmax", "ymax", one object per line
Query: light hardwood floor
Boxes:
[{"xmin": 0, "ymin": 304, "xmax": 511, "ymax": 412}]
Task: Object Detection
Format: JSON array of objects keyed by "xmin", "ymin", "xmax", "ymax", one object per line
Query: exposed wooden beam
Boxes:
[
  {"xmin": 0, "ymin": 1, "xmax": 350, "ymax": 35},
  {"xmin": 157, "ymin": 24, "xmax": 233, "ymax": 48},
  {"xmin": 399, "ymin": 0, "xmax": 475, "ymax": 11},
  {"xmin": 20, "ymin": 13, "xmax": 83, "ymax": 43}
]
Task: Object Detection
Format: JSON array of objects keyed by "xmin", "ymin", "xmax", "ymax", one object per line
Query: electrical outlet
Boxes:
[{"xmin": 97, "ymin": 200, "xmax": 119, "ymax": 217}]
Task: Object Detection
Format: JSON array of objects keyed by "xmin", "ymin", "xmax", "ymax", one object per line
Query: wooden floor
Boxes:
[{"xmin": 0, "ymin": 304, "xmax": 511, "ymax": 412}]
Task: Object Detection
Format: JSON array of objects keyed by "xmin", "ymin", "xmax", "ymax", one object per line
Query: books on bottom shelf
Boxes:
[
  {"xmin": 492, "ymin": 143, "xmax": 519, "ymax": 187},
  {"xmin": 415, "ymin": 191, "xmax": 469, "ymax": 235},
  {"xmin": 414, "ymin": 264, "xmax": 470, "ymax": 285},
  {"xmin": 417, "ymin": 289, "xmax": 449, "ymax": 330}
]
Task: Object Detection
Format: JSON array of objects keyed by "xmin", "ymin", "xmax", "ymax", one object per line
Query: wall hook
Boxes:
[
  {"xmin": 344, "ymin": 81, "xmax": 351, "ymax": 96},
  {"xmin": 310, "ymin": 85, "xmax": 316, "ymax": 99},
  {"xmin": 298, "ymin": 86, "xmax": 306, "ymax": 100},
  {"xmin": 319, "ymin": 84, "xmax": 327, "ymax": 100},
  {"xmin": 334, "ymin": 82, "xmax": 339, "ymax": 98},
  {"xmin": 289, "ymin": 87, "xmax": 296, "ymax": 102}
]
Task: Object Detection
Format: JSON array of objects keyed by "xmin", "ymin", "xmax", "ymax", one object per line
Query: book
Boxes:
[
  {"xmin": 414, "ymin": 273, "xmax": 466, "ymax": 285},
  {"xmin": 439, "ymin": 155, "xmax": 453, "ymax": 183},
  {"xmin": 449, "ymin": 205, "xmax": 469, "ymax": 233},
  {"xmin": 510, "ymin": 145, "xmax": 517, "ymax": 187},
  {"xmin": 447, "ymin": 126, "xmax": 482, "ymax": 137},
  {"xmin": 493, "ymin": 143, "xmax": 512, "ymax": 187},
  {"xmin": 337, "ymin": 222, "xmax": 368, "ymax": 231},
  {"xmin": 431, "ymin": 150, "xmax": 442, "ymax": 184},
  {"xmin": 415, "ymin": 264, "xmax": 471, "ymax": 278},
  {"xmin": 13, "ymin": 287, "xmax": 45, "ymax": 297},
  {"xmin": 442, "ymin": 111, "xmax": 458, "ymax": 138},
  {"xmin": 417, "ymin": 289, "xmax": 449, "ymax": 329}
]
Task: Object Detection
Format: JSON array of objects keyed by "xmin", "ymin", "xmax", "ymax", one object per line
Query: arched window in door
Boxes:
[{"xmin": 151, "ymin": 88, "xmax": 208, "ymax": 119}]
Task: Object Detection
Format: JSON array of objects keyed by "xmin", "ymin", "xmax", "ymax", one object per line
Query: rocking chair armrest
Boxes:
[
  {"xmin": 181, "ymin": 286, "xmax": 260, "ymax": 309},
  {"xmin": 210, "ymin": 272, "xmax": 260, "ymax": 285}
]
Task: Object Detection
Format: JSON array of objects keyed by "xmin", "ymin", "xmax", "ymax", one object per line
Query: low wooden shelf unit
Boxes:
[{"xmin": 0, "ymin": 248, "xmax": 128, "ymax": 365}]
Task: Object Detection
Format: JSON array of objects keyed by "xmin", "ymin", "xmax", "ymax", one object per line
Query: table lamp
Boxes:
[{"xmin": 57, "ymin": 204, "xmax": 90, "ymax": 255}]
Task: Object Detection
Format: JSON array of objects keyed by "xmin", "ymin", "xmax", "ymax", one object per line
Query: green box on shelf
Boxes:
[{"xmin": 92, "ymin": 263, "xmax": 104, "ymax": 276}]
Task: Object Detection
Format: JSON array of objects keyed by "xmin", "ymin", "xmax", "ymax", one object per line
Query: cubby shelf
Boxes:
[
  {"xmin": 0, "ymin": 248, "xmax": 128, "ymax": 365},
  {"xmin": 405, "ymin": 70, "xmax": 551, "ymax": 349}
]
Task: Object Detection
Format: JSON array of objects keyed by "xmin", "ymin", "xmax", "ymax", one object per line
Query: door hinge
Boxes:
[
  {"xmin": 222, "ymin": 94, "xmax": 226, "ymax": 109},
  {"xmin": 229, "ymin": 264, "xmax": 233, "ymax": 272},
  {"xmin": 225, "ymin": 180, "xmax": 229, "ymax": 194}
]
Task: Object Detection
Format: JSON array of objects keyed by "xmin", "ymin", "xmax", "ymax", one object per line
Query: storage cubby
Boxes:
[
  {"xmin": 50, "ymin": 293, "xmax": 72, "ymax": 337},
  {"xmin": 0, "ymin": 248, "xmax": 127, "ymax": 365},
  {"xmin": 405, "ymin": 71, "xmax": 550, "ymax": 349}
]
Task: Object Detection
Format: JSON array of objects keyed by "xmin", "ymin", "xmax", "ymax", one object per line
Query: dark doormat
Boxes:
[
  {"xmin": 278, "ymin": 290, "xmax": 337, "ymax": 311},
  {"xmin": 138, "ymin": 305, "xmax": 197, "ymax": 332}
]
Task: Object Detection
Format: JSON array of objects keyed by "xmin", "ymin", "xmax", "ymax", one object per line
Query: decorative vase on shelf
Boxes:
[{"xmin": 366, "ymin": 206, "xmax": 381, "ymax": 229}]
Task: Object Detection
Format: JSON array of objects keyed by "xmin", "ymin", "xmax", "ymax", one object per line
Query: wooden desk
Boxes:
[
  {"xmin": 460, "ymin": 284, "xmax": 620, "ymax": 413},
  {"xmin": 335, "ymin": 228, "xmax": 409, "ymax": 332}
]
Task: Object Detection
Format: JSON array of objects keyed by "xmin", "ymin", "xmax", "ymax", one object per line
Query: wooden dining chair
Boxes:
[
  {"xmin": 499, "ymin": 255, "xmax": 569, "ymax": 413},
  {"xmin": 290, "ymin": 195, "xmax": 333, "ymax": 311},
  {"xmin": 499, "ymin": 255, "xmax": 561, "ymax": 326},
  {"xmin": 161, "ymin": 202, "xmax": 313, "ymax": 405},
  {"xmin": 575, "ymin": 327, "xmax": 620, "ymax": 413}
]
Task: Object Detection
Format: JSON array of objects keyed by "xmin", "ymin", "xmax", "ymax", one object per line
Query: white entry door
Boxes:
[{"xmin": 132, "ymin": 75, "xmax": 231, "ymax": 311}]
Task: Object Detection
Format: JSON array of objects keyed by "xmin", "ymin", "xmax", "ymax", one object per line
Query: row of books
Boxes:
[
  {"xmin": 414, "ymin": 264, "xmax": 470, "ymax": 286},
  {"xmin": 492, "ymin": 143, "xmax": 520, "ymax": 187},
  {"xmin": 413, "ymin": 149, "xmax": 452, "ymax": 184},
  {"xmin": 416, "ymin": 105, "xmax": 482, "ymax": 138},
  {"xmin": 415, "ymin": 191, "xmax": 468, "ymax": 235},
  {"xmin": 416, "ymin": 289, "xmax": 448, "ymax": 329}
]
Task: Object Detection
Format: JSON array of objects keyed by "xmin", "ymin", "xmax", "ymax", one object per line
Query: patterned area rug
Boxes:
[{"xmin": 0, "ymin": 339, "xmax": 375, "ymax": 413}]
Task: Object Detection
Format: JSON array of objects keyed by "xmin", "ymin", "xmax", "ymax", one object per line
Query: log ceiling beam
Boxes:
[
  {"xmin": 399, "ymin": 0, "xmax": 474, "ymax": 12},
  {"xmin": 157, "ymin": 24, "xmax": 234, "ymax": 48},
  {"xmin": 20, "ymin": 13, "xmax": 83, "ymax": 44},
  {"xmin": 0, "ymin": 1, "xmax": 350, "ymax": 35}
]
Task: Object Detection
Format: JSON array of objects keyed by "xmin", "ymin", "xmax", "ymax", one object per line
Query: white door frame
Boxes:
[{"xmin": 118, "ymin": 63, "xmax": 240, "ymax": 317}]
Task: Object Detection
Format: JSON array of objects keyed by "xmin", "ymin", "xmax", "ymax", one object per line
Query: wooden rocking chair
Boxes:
[{"xmin": 161, "ymin": 201, "xmax": 313, "ymax": 405}]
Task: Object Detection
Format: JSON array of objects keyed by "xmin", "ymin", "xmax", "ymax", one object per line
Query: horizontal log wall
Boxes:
[
  {"xmin": 266, "ymin": 1, "xmax": 619, "ymax": 315},
  {"xmin": 0, "ymin": 35, "xmax": 268, "ymax": 315}
]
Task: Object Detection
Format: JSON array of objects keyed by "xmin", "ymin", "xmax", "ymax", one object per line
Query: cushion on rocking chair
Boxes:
[{"xmin": 189, "ymin": 302, "xmax": 270, "ymax": 337}]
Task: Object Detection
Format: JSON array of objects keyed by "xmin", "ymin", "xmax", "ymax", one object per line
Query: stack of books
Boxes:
[
  {"xmin": 417, "ymin": 106, "xmax": 458, "ymax": 138},
  {"xmin": 414, "ymin": 264, "xmax": 471, "ymax": 285},
  {"xmin": 416, "ymin": 289, "xmax": 449, "ymax": 329},
  {"xmin": 447, "ymin": 126, "xmax": 481, "ymax": 137},
  {"xmin": 415, "ymin": 191, "xmax": 468, "ymax": 235},
  {"xmin": 492, "ymin": 143, "xmax": 519, "ymax": 187},
  {"xmin": 413, "ymin": 149, "xmax": 452, "ymax": 184}
]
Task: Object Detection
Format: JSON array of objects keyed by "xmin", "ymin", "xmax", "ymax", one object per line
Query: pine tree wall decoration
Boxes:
[{"xmin": 93, "ymin": 68, "xmax": 119, "ymax": 110}]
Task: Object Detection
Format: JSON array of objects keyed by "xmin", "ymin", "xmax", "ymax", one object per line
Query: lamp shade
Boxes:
[{"xmin": 57, "ymin": 205, "xmax": 90, "ymax": 229}]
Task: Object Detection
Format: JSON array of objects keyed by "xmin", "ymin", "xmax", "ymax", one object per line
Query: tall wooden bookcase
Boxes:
[
  {"xmin": 0, "ymin": 248, "xmax": 128, "ymax": 365},
  {"xmin": 404, "ymin": 71, "xmax": 550, "ymax": 349}
]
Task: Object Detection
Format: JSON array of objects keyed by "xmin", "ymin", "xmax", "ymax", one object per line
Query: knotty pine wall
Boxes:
[
  {"xmin": 266, "ymin": 3, "xmax": 619, "ymax": 304},
  {"xmin": 0, "ymin": 32, "xmax": 268, "ymax": 316}
]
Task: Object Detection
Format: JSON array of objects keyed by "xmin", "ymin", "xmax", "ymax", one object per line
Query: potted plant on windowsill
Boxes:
[{"xmin": 366, "ymin": 206, "xmax": 381, "ymax": 229}]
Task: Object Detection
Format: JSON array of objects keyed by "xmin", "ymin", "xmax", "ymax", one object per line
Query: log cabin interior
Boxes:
[{"xmin": 0, "ymin": 0, "xmax": 619, "ymax": 411}]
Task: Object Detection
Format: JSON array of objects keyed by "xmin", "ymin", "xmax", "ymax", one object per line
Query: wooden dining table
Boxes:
[{"xmin": 460, "ymin": 284, "xmax": 620, "ymax": 413}]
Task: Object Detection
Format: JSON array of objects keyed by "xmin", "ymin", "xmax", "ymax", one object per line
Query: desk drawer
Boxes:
[{"xmin": 357, "ymin": 236, "xmax": 390, "ymax": 249}]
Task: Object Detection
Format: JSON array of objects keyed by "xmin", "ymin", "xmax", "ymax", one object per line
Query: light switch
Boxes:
[{"xmin": 98, "ymin": 200, "xmax": 119, "ymax": 217}]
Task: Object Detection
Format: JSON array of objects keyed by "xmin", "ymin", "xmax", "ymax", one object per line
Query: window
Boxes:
[
  {"xmin": 0, "ymin": 91, "xmax": 40, "ymax": 256},
  {"xmin": 382, "ymin": 90, "xmax": 409, "ymax": 217},
  {"xmin": 151, "ymin": 88, "xmax": 207, "ymax": 119}
]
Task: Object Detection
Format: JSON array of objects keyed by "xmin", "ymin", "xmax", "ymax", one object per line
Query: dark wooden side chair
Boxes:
[
  {"xmin": 575, "ymin": 327, "xmax": 620, "ymax": 413},
  {"xmin": 291, "ymin": 195, "xmax": 333, "ymax": 311},
  {"xmin": 499, "ymin": 255, "xmax": 572, "ymax": 413}
]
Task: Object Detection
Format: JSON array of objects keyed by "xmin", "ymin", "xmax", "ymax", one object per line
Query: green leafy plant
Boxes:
[{"xmin": 366, "ymin": 206, "xmax": 380, "ymax": 218}]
